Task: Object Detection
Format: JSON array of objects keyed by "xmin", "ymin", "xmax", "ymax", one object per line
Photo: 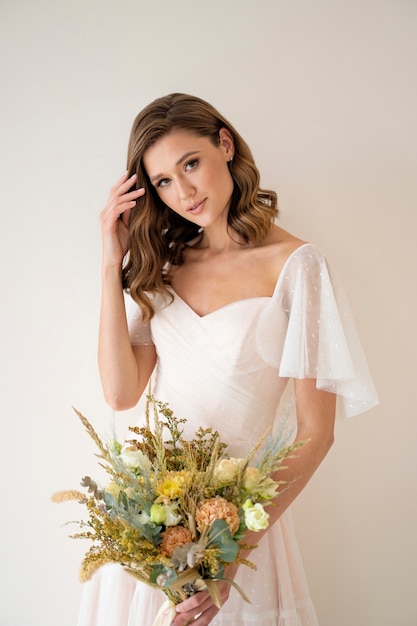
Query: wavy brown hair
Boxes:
[{"xmin": 122, "ymin": 93, "xmax": 278, "ymax": 320}]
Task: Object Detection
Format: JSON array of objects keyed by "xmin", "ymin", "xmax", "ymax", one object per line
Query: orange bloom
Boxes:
[
  {"xmin": 195, "ymin": 496, "xmax": 240, "ymax": 535},
  {"xmin": 160, "ymin": 526, "xmax": 193, "ymax": 557}
]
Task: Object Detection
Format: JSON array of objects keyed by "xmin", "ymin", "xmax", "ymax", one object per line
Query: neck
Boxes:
[{"xmin": 199, "ymin": 225, "xmax": 247, "ymax": 254}]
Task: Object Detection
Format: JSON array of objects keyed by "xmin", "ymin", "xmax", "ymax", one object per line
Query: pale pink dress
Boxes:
[{"xmin": 77, "ymin": 244, "xmax": 378, "ymax": 626}]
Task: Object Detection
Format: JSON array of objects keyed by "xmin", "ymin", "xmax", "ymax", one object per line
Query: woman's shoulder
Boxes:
[
  {"xmin": 257, "ymin": 225, "xmax": 312, "ymax": 282},
  {"xmin": 261, "ymin": 225, "xmax": 307, "ymax": 254}
]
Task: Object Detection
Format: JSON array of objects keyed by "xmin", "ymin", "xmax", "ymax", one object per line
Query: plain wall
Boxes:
[{"xmin": 1, "ymin": 1, "xmax": 416, "ymax": 625}]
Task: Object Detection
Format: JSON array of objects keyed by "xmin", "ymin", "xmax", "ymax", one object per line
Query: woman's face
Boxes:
[{"xmin": 143, "ymin": 128, "xmax": 234, "ymax": 229}]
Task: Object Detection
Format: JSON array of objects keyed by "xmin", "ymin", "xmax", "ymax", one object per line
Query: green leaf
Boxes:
[
  {"xmin": 207, "ymin": 519, "xmax": 239, "ymax": 563},
  {"xmin": 150, "ymin": 564, "xmax": 177, "ymax": 587}
]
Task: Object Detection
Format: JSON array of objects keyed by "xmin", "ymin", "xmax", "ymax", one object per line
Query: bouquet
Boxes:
[{"xmin": 52, "ymin": 395, "xmax": 304, "ymax": 620}]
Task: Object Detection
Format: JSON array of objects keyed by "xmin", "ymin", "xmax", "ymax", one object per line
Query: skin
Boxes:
[{"xmin": 99, "ymin": 129, "xmax": 336, "ymax": 626}]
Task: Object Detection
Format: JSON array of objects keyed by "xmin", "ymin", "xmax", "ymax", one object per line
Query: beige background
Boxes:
[{"xmin": 1, "ymin": 1, "xmax": 416, "ymax": 625}]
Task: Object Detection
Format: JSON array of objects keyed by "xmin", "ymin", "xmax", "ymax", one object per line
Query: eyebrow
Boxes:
[{"xmin": 149, "ymin": 150, "xmax": 200, "ymax": 183}]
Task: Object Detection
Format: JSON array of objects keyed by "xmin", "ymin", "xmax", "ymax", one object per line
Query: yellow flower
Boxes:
[{"xmin": 156, "ymin": 471, "xmax": 188, "ymax": 500}]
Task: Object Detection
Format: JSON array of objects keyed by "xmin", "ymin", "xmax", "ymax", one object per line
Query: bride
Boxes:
[{"xmin": 78, "ymin": 92, "xmax": 378, "ymax": 626}]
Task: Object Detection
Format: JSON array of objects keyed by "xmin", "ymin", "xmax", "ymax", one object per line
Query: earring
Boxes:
[{"xmin": 229, "ymin": 156, "xmax": 233, "ymax": 163}]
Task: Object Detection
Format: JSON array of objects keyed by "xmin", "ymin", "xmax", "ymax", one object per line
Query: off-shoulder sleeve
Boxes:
[
  {"xmin": 125, "ymin": 294, "xmax": 154, "ymax": 346},
  {"xmin": 256, "ymin": 244, "xmax": 379, "ymax": 418}
]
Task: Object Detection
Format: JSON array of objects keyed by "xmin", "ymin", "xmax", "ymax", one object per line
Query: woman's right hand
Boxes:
[{"xmin": 100, "ymin": 171, "xmax": 145, "ymax": 269}]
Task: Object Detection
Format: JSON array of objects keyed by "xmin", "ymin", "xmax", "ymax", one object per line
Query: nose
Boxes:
[{"xmin": 176, "ymin": 176, "xmax": 195, "ymax": 201}]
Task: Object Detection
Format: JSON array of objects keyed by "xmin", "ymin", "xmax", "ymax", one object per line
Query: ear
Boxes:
[{"xmin": 219, "ymin": 127, "xmax": 235, "ymax": 161}]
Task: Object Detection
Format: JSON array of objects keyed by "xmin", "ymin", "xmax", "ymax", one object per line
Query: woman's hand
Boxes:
[
  {"xmin": 100, "ymin": 172, "xmax": 145, "ymax": 269},
  {"xmin": 171, "ymin": 565, "xmax": 238, "ymax": 626},
  {"xmin": 170, "ymin": 582, "xmax": 230, "ymax": 626}
]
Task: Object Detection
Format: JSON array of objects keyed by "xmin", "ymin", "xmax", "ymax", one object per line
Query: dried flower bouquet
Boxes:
[{"xmin": 52, "ymin": 395, "xmax": 304, "ymax": 611}]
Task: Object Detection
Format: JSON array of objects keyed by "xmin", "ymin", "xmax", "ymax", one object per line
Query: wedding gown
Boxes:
[{"xmin": 77, "ymin": 244, "xmax": 378, "ymax": 626}]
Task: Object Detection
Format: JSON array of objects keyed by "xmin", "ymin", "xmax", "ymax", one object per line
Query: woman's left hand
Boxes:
[{"xmin": 170, "ymin": 578, "xmax": 233, "ymax": 626}]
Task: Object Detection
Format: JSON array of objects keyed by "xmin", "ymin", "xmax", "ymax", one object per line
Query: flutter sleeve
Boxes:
[
  {"xmin": 256, "ymin": 244, "xmax": 379, "ymax": 418},
  {"xmin": 125, "ymin": 294, "xmax": 154, "ymax": 346}
]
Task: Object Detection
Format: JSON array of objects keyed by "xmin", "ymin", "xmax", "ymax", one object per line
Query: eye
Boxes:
[
  {"xmin": 185, "ymin": 159, "xmax": 198, "ymax": 172},
  {"xmin": 156, "ymin": 177, "xmax": 170, "ymax": 188}
]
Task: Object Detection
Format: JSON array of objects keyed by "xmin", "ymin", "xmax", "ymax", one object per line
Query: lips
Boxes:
[{"xmin": 187, "ymin": 198, "xmax": 206, "ymax": 215}]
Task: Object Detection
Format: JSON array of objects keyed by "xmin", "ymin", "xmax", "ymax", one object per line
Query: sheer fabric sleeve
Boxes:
[
  {"xmin": 124, "ymin": 294, "xmax": 154, "ymax": 346},
  {"xmin": 256, "ymin": 244, "xmax": 379, "ymax": 419}
]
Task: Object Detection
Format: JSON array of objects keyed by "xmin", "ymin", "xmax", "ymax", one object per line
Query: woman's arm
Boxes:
[
  {"xmin": 98, "ymin": 172, "xmax": 156, "ymax": 411},
  {"xmin": 98, "ymin": 266, "xmax": 156, "ymax": 410},
  {"xmin": 260, "ymin": 378, "xmax": 336, "ymax": 522},
  {"xmin": 171, "ymin": 379, "xmax": 336, "ymax": 626}
]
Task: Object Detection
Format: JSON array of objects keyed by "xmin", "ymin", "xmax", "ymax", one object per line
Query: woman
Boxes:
[{"xmin": 79, "ymin": 93, "xmax": 378, "ymax": 626}]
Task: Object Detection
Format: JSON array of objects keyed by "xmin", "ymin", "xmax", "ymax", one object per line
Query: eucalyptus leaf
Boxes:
[
  {"xmin": 149, "ymin": 563, "xmax": 165, "ymax": 584},
  {"xmin": 150, "ymin": 564, "xmax": 177, "ymax": 586},
  {"xmin": 207, "ymin": 519, "xmax": 239, "ymax": 562}
]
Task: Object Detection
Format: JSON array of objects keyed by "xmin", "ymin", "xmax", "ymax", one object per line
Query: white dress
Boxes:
[{"xmin": 77, "ymin": 244, "xmax": 378, "ymax": 626}]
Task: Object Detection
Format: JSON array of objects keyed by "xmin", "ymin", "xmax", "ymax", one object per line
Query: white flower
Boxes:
[
  {"xmin": 243, "ymin": 500, "xmax": 270, "ymax": 531},
  {"xmin": 242, "ymin": 466, "xmax": 261, "ymax": 492},
  {"xmin": 120, "ymin": 447, "xmax": 152, "ymax": 472},
  {"xmin": 243, "ymin": 467, "xmax": 278, "ymax": 500},
  {"xmin": 138, "ymin": 510, "xmax": 151, "ymax": 525},
  {"xmin": 213, "ymin": 458, "xmax": 243, "ymax": 485},
  {"xmin": 164, "ymin": 502, "xmax": 182, "ymax": 527},
  {"xmin": 150, "ymin": 502, "xmax": 182, "ymax": 526},
  {"xmin": 257, "ymin": 478, "xmax": 279, "ymax": 501},
  {"xmin": 172, "ymin": 542, "xmax": 206, "ymax": 570}
]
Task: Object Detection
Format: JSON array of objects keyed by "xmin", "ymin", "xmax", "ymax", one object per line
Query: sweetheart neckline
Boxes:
[
  {"xmin": 170, "ymin": 290, "xmax": 270, "ymax": 319},
  {"xmin": 168, "ymin": 242, "xmax": 313, "ymax": 319}
]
